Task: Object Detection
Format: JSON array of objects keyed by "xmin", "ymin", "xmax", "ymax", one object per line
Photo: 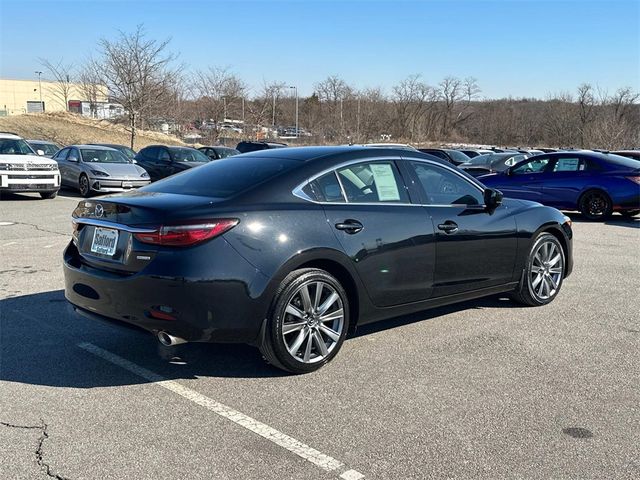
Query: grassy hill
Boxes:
[{"xmin": 0, "ymin": 112, "xmax": 185, "ymax": 149}]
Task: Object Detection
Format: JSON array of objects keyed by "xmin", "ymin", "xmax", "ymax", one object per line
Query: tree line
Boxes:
[{"xmin": 41, "ymin": 26, "xmax": 639, "ymax": 149}]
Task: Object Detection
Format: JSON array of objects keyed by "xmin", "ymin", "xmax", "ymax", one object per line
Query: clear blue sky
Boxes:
[{"xmin": 0, "ymin": 0, "xmax": 638, "ymax": 99}]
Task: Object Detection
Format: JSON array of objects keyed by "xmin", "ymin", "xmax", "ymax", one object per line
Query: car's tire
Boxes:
[
  {"xmin": 511, "ymin": 232, "xmax": 566, "ymax": 307},
  {"xmin": 620, "ymin": 210, "xmax": 640, "ymax": 218},
  {"xmin": 259, "ymin": 268, "xmax": 349, "ymax": 374},
  {"xmin": 39, "ymin": 191, "xmax": 57, "ymax": 199},
  {"xmin": 579, "ymin": 189, "xmax": 612, "ymax": 221},
  {"xmin": 79, "ymin": 174, "xmax": 91, "ymax": 197}
]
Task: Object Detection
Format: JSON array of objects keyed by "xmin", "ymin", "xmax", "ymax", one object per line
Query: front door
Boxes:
[
  {"xmin": 499, "ymin": 156, "xmax": 551, "ymax": 202},
  {"xmin": 405, "ymin": 160, "xmax": 518, "ymax": 297}
]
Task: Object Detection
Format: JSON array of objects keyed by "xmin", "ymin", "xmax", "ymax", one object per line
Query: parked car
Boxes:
[
  {"xmin": 0, "ymin": 132, "xmax": 60, "ymax": 199},
  {"xmin": 198, "ymin": 146, "xmax": 240, "ymax": 160},
  {"xmin": 236, "ymin": 141, "xmax": 288, "ymax": 153},
  {"xmin": 88, "ymin": 143, "xmax": 137, "ymax": 162},
  {"xmin": 457, "ymin": 148, "xmax": 493, "ymax": 158},
  {"xmin": 418, "ymin": 148, "xmax": 470, "ymax": 165},
  {"xmin": 351, "ymin": 143, "xmax": 418, "ymax": 151},
  {"xmin": 458, "ymin": 152, "xmax": 529, "ymax": 177},
  {"xmin": 64, "ymin": 146, "xmax": 573, "ymax": 373},
  {"xmin": 479, "ymin": 151, "xmax": 640, "ymax": 220},
  {"xmin": 134, "ymin": 145, "xmax": 209, "ymax": 181},
  {"xmin": 52, "ymin": 145, "xmax": 150, "ymax": 197},
  {"xmin": 517, "ymin": 149, "xmax": 545, "ymax": 156},
  {"xmin": 612, "ymin": 150, "xmax": 640, "ymax": 161},
  {"xmin": 538, "ymin": 148, "xmax": 559, "ymax": 153},
  {"xmin": 26, "ymin": 139, "xmax": 62, "ymax": 158}
]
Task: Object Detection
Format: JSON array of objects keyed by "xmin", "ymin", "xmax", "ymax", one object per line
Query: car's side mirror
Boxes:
[
  {"xmin": 36, "ymin": 149, "xmax": 45, "ymax": 156},
  {"xmin": 484, "ymin": 188, "xmax": 503, "ymax": 210},
  {"xmin": 68, "ymin": 156, "xmax": 78, "ymax": 162}
]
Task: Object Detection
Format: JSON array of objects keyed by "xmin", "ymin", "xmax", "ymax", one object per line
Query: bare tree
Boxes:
[
  {"xmin": 39, "ymin": 58, "xmax": 75, "ymax": 111},
  {"xmin": 576, "ymin": 83, "xmax": 596, "ymax": 147},
  {"xmin": 77, "ymin": 59, "xmax": 103, "ymax": 117},
  {"xmin": 96, "ymin": 25, "xmax": 178, "ymax": 148}
]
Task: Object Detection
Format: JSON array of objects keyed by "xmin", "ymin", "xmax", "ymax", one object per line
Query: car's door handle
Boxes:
[
  {"xmin": 335, "ymin": 220, "xmax": 363, "ymax": 234},
  {"xmin": 437, "ymin": 221, "xmax": 459, "ymax": 234}
]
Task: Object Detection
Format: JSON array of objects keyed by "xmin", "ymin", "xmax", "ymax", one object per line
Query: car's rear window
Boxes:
[
  {"xmin": 142, "ymin": 156, "xmax": 301, "ymax": 198},
  {"xmin": 602, "ymin": 154, "xmax": 640, "ymax": 169}
]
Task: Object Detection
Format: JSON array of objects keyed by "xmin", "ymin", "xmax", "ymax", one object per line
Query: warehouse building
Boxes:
[{"xmin": 0, "ymin": 78, "xmax": 120, "ymax": 118}]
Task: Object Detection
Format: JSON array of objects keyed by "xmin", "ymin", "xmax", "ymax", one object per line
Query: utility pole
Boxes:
[
  {"xmin": 289, "ymin": 85, "xmax": 298, "ymax": 139},
  {"xmin": 272, "ymin": 92, "xmax": 276, "ymax": 127},
  {"xmin": 35, "ymin": 71, "xmax": 43, "ymax": 111},
  {"xmin": 357, "ymin": 96, "xmax": 361, "ymax": 142}
]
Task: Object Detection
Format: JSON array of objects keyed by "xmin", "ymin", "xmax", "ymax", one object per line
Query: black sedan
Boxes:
[
  {"xmin": 64, "ymin": 147, "xmax": 573, "ymax": 373},
  {"xmin": 458, "ymin": 152, "xmax": 529, "ymax": 177},
  {"xmin": 134, "ymin": 145, "xmax": 210, "ymax": 181},
  {"xmin": 418, "ymin": 148, "xmax": 471, "ymax": 165}
]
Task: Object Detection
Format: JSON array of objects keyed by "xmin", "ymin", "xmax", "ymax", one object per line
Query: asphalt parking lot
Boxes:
[{"xmin": 1, "ymin": 190, "xmax": 638, "ymax": 480}]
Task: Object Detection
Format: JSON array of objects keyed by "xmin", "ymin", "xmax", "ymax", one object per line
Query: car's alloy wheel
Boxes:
[
  {"xmin": 79, "ymin": 174, "xmax": 91, "ymax": 197},
  {"xmin": 260, "ymin": 268, "xmax": 349, "ymax": 373},
  {"xmin": 512, "ymin": 232, "xmax": 565, "ymax": 306},
  {"xmin": 282, "ymin": 280, "xmax": 344, "ymax": 364},
  {"xmin": 580, "ymin": 190, "xmax": 612, "ymax": 220}
]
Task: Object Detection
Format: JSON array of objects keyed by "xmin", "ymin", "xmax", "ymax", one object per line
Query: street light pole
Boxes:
[
  {"xmin": 35, "ymin": 71, "xmax": 43, "ymax": 111},
  {"xmin": 289, "ymin": 85, "xmax": 298, "ymax": 139}
]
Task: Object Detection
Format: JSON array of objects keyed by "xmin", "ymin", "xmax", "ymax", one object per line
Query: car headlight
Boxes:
[
  {"xmin": 140, "ymin": 171, "xmax": 149, "ymax": 178},
  {"xmin": 90, "ymin": 170, "xmax": 109, "ymax": 177}
]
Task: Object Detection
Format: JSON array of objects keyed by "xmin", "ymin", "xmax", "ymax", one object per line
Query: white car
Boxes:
[{"xmin": 0, "ymin": 132, "xmax": 60, "ymax": 199}]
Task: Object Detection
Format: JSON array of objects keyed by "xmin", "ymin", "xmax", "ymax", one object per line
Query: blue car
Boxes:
[{"xmin": 479, "ymin": 151, "xmax": 640, "ymax": 220}]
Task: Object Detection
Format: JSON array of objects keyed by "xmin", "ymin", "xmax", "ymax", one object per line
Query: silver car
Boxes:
[{"xmin": 52, "ymin": 145, "xmax": 150, "ymax": 197}]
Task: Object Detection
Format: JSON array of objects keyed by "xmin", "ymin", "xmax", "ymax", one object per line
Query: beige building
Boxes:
[{"xmin": 0, "ymin": 78, "xmax": 108, "ymax": 116}]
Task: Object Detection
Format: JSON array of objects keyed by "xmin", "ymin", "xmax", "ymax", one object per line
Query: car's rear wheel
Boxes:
[
  {"xmin": 512, "ymin": 232, "xmax": 565, "ymax": 306},
  {"xmin": 579, "ymin": 189, "xmax": 612, "ymax": 220},
  {"xmin": 260, "ymin": 268, "xmax": 349, "ymax": 374},
  {"xmin": 79, "ymin": 174, "xmax": 91, "ymax": 197},
  {"xmin": 39, "ymin": 191, "xmax": 57, "ymax": 199}
]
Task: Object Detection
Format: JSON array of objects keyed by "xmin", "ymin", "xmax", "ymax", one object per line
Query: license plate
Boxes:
[
  {"xmin": 122, "ymin": 181, "xmax": 133, "ymax": 188},
  {"xmin": 90, "ymin": 227, "xmax": 119, "ymax": 256}
]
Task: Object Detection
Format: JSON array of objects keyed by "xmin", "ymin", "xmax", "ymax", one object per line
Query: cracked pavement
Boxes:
[{"xmin": 1, "ymin": 191, "xmax": 639, "ymax": 479}]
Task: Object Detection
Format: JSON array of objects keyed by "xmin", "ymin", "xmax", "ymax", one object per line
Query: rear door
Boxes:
[
  {"xmin": 541, "ymin": 155, "xmax": 591, "ymax": 209},
  {"xmin": 405, "ymin": 160, "xmax": 518, "ymax": 297},
  {"xmin": 312, "ymin": 159, "xmax": 436, "ymax": 307}
]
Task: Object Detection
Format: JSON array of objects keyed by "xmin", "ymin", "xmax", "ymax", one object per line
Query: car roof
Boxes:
[
  {"xmin": 26, "ymin": 139, "xmax": 57, "ymax": 144},
  {"xmin": 237, "ymin": 145, "xmax": 387, "ymax": 161},
  {"xmin": 0, "ymin": 132, "xmax": 22, "ymax": 139},
  {"xmin": 69, "ymin": 144, "xmax": 119, "ymax": 151},
  {"xmin": 88, "ymin": 143, "xmax": 129, "ymax": 148}
]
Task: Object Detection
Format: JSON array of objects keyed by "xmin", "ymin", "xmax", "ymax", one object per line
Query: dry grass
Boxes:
[{"xmin": 0, "ymin": 112, "xmax": 186, "ymax": 149}]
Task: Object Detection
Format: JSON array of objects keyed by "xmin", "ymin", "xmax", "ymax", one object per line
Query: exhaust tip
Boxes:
[{"xmin": 157, "ymin": 331, "xmax": 187, "ymax": 346}]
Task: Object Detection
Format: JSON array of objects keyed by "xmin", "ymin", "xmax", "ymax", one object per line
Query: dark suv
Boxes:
[
  {"xmin": 134, "ymin": 145, "xmax": 209, "ymax": 181},
  {"xmin": 235, "ymin": 141, "xmax": 287, "ymax": 154}
]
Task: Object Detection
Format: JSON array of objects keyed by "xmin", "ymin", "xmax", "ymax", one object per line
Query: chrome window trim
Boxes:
[
  {"xmin": 292, "ymin": 156, "xmax": 486, "ymax": 207},
  {"xmin": 72, "ymin": 217, "xmax": 157, "ymax": 233}
]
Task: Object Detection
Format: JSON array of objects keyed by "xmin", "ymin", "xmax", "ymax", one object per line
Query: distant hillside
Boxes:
[{"xmin": 0, "ymin": 112, "xmax": 186, "ymax": 149}]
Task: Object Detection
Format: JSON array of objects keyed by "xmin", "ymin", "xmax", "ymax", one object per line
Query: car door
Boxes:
[
  {"xmin": 66, "ymin": 148, "xmax": 83, "ymax": 186},
  {"xmin": 404, "ymin": 160, "xmax": 518, "ymax": 297},
  {"xmin": 500, "ymin": 156, "xmax": 552, "ymax": 202},
  {"xmin": 137, "ymin": 147, "xmax": 163, "ymax": 181},
  {"xmin": 53, "ymin": 148, "xmax": 70, "ymax": 185},
  {"xmin": 540, "ymin": 155, "xmax": 590, "ymax": 209},
  {"xmin": 313, "ymin": 159, "xmax": 436, "ymax": 308}
]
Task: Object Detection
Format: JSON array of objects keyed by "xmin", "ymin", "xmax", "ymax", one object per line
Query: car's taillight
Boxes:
[
  {"xmin": 134, "ymin": 219, "xmax": 239, "ymax": 246},
  {"xmin": 626, "ymin": 176, "xmax": 640, "ymax": 185}
]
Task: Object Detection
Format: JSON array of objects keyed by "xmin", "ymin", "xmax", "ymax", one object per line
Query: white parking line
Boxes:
[
  {"xmin": 78, "ymin": 342, "xmax": 364, "ymax": 479},
  {"xmin": 1, "ymin": 241, "xmax": 17, "ymax": 247}
]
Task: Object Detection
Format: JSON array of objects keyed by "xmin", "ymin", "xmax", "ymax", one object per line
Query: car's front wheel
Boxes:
[
  {"xmin": 39, "ymin": 191, "xmax": 57, "ymax": 199},
  {"xmin": 79, "ymin": 174, "xmax": 91, "ymax": 197},
  {"xmin": 512, "ymin": 232, "xmax": 565, "ymax": 306},
  {"xmin": 260, "ymin": 268, "xmax": 349, "ymax": 374}
]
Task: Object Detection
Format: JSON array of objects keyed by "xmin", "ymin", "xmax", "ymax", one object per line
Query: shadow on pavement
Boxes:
[{"xmin": 1, "ymin": 288, "xmax": 521, "ymax": 388}]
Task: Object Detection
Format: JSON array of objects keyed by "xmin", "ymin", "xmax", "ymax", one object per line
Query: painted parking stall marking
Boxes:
[{"xmin": 78, "ymin": 342, "xmax": 364, "ymax": 479}]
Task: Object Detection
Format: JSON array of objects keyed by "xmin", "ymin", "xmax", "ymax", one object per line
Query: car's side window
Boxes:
[
  {"xmin": 336, "ymin": 161, "xmax": 409, "ymax": 203},
  {"xmin": 69, "ymin": 148, "xmax": 80, "ymax": 161},
  {"xmin": 410, "ymin": 161, "xmax": 483, "ymax": 206},
  {"xmin": 552, "ymin": 157, "xmax": 583, "ymax": 172},
  {"xmin": 55, "ymin": 148, "xmax": 69, "ymax": 160},
  {"xmin": 511, "ymin": 157, "xmax": 550, "ymax": 174},
  {"xmin": 310, "ymin": 172, "xmax": 346, "ymax": 203},
  {"xmin": 505, "ymin": 154, "xmax": 525, "ymax": 167},
  {"xmin": 159, "ymin": 148, "xmax": 171, "ymax": 162}
]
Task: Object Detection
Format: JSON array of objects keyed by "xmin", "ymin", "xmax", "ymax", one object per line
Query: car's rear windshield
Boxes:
[
  {"xmin": 142, "ymin": 156, "xmax": 301, "ymax": 198},
  {"xmin": 603, "ymin": 153, "xmax": 640, "ymax": 169}
]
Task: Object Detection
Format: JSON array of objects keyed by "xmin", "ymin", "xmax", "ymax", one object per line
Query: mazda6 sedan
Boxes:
[{"xmin": 64, "ymin": 146, "xmax": 573, "ymax": 373}]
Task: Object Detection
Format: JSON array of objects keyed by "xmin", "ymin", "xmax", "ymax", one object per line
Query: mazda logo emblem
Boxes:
[{"xmin": 95, "ymin": 204, "xmax": 104, "ymax": 218}]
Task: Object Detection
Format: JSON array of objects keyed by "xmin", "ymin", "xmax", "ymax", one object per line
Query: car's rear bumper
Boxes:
[{"xmin": 63, "ymin": 239, "xmax": 271, "ymax": 344}]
